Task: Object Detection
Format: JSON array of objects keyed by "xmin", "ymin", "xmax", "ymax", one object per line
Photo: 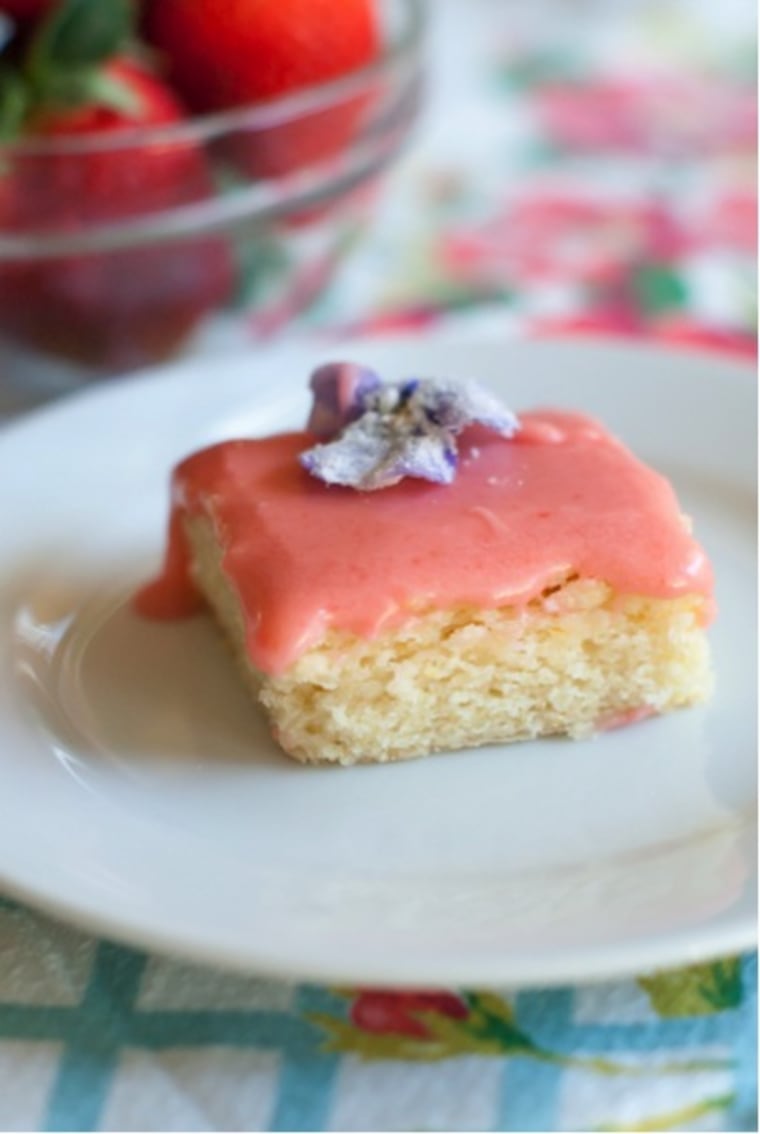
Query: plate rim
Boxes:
[
  {"xmin": 0, "ymin": 838, "xmax": 756, "ymax": 988},
  {"xmin": 2, "ymin": 330, "xmax": 756, "ymax": 444}
]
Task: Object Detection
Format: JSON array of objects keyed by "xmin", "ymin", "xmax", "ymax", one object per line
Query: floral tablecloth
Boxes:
[{"xmin": 0, "ymin": 0, "xmax": 756, "ymax": 1130}]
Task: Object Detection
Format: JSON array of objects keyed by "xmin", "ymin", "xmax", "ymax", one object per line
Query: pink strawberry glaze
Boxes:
[
  {"xmin": 136, "ymin": 410, "xmax": 714, "ymax": 675},
  {"xmin": 596, "ymin": 706, "xmax": 658, "ymax": 732}
]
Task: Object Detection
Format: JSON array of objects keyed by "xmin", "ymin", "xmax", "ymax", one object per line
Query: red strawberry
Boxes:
[
  {"xmin": 0, "ymin": 11, "xmax": 234, "ymax": 369},
  {"xmin": 143, "ymin": 0, "xmax": 380, "ymax": 178},
  {"xmin": 30, "ymin": 55, "xmax": 182, "ymax": 132},
  {"xmin": 12, "ymin": 59, "xmax": 207, "ymax": 221},
  {"xmin": 144, "ymin": 0, "xmax": 379, "ymax": 111}
]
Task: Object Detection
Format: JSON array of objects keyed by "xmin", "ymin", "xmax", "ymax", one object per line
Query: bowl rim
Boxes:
[
  {"xmin": 0, "ymin": 0, "xmax": 427, "ymax": 157},
  {"xmin": 0, "ymin": 58, "xmax": 423, "ymax": 255}
]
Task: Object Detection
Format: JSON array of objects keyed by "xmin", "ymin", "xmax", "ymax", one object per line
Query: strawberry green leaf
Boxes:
[
  {"xmin": 29, "ymin": 0, "xmax": 135, "ymax": 74},
  {"xmin": 0, "ymin": 63, "xmax": 29, "ymax": 139}
]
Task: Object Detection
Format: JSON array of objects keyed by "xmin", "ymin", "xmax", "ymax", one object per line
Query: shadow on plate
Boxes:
[{"xmin": 8, "ymin": 564, "xmax": 293, "ymax": 776}]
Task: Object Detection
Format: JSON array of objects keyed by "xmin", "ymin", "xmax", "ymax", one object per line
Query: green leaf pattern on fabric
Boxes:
[
  {"xmin": 598, "ymin": 1092, "xmax": 735, "ymax": 1131},
  {"xmin": 632, "ymin": 263, "xmax": 689, "ymax": 316},
  {"xmin": 310, "ymin": 987, "xmax": 736, "ymax": 1076},
  {"xmin": 639, "ymin": 958, "xmax": 743, "ymax": 1017}
]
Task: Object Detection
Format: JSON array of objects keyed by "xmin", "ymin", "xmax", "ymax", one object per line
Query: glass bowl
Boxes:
[{"xmin": 0, "ymin": 0, "xmax": 425, "ymax": 393}]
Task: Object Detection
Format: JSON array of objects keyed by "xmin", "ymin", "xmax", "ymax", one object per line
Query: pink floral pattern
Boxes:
[
  {"xmin": 535, "ymin": 78, "xmax": 757, "ymax": 156},
  {"xmin": 441, "ymin": 195, "xmax": 689, "ymax": 287},
  {"xmin": 530, "ymin": 312, "xmax": 757, "ymax": 360},
  {"xmin": 316, "ymin": 3, "xmax": 756, "ymax": 365},
  {"xmin": 700, "ymin": 191, "xmax": 758, "ymax": 252}
]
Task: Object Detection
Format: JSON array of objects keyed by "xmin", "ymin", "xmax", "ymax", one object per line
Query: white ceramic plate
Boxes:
[{"xmin": 0, "ymin": 336, "xmax": 756, "ymax": 988}]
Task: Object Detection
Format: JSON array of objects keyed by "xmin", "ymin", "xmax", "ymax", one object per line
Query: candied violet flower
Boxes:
[
  {"xmin": 301, "ymin": 365, "xmax": 520, "ymax": 491},
  {"xmin": 306, "ymin": 361, "xmax": 382, "ymax": 438},
  {"xmin": 301, "ymin": 413, "xmax": 459, "ymax": 490}
]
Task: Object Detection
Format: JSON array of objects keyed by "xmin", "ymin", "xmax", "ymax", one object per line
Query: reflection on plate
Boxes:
[{"xmin": 0, "ymin": 336, "xmax": 756, "ymax": 986}]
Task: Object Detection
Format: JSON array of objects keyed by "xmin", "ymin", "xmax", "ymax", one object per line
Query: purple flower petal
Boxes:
[
  {"xmin": 306, "ymin": 361, "xmax": 382, "ymax": 438},
  {"xmin": 300, "ymin": 415, "xmax": 457, "ymax": 490},
  {"xmin": 381, "ymin": 430, "xmax": 458, "ymax": 487},
  {"xmin": 409, "ymin": 378, "xmax": 520, "ymax": 435},
  {"xmin": 301, "ymin": 415, "xmax": 391, "ymax": 487}
]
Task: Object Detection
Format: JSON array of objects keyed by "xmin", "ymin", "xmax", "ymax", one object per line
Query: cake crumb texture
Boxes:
[{"xmin": 185, "ymin": 515, "xmax": 712, "ymax": 766}]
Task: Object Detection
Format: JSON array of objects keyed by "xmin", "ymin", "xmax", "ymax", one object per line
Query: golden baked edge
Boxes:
[{"xmin": 184, "ymin": 514, "xmax": 713, "ymax": 766}]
